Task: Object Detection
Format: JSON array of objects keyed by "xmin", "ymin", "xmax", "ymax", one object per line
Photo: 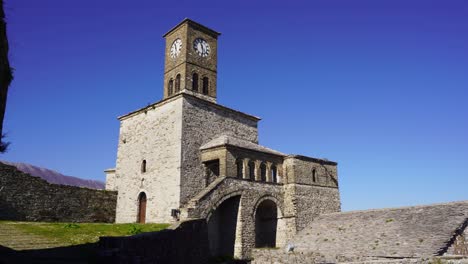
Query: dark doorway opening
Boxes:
[
  {"xmin": 207, "ymin": 195, "xmax": 241, "ymax": 257},
  {"xmin": 137, "ymin": 192, "xmax": 147, "ymax": 224},
  {"xmin": 255, "ymin": 200, "xmax": 277, "ymax": 248}
]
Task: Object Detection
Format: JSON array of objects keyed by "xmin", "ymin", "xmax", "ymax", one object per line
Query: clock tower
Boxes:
[{"xmin": 162, "ymin": 19, "xmax": 220, "ymax": 102}]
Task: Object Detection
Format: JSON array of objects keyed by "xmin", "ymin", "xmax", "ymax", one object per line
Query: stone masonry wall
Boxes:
[
  {"xmin": 115, "ymin": 96, "xmax": 183, "ymax": 223},
  {"xmin": 293, "ymin": 184, "xmax": 341, "ymax": 231},
  {"xmin": 284, "ymin": 156, "xmax": 338, "ymax": 187},
  {"xmin": 288, "ymin": 201, "xmax": 468, "ymax": 261},
  {"xmin": 251, "ymin": 249, "xmax": 468, "ymax": 264},
  {"xmin": 283, "ymin": 156, "xmax": 341, "ymax": 231},
  {"xmin": 98, "ymin": 219, "xmax": 210, "ymax": 264},
  {"xmin": 447, "ymin": 223, "xmax": 468, "ymax": 256},
  {"xmin": 0, "ymin": 162, "xmax": 117, "ymax": 222},
  {"xmin": 180, "ymin": 95, "xmax": 259, "ymax": 206}
]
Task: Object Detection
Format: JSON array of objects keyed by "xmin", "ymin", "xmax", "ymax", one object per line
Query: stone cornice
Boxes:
[{"xmin": 118, "ymin": 92, "xmax": 261, "ymax": 122}]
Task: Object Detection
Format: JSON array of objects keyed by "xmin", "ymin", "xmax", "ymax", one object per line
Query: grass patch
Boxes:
[{"xmin": 0, "ymin": 221, "xmax": 169, "ymax": 246}]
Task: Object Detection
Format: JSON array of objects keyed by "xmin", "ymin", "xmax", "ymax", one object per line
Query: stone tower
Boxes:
[
  {"xmin": 108, "ymin": 19, "xmax": 260, "ymax": 224},
  {"xmin": 163, "ymin": 19, "xmax": 220, "ymax": 101}
]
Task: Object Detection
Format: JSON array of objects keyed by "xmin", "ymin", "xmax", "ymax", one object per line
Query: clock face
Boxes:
[
  {"xmin": 193, "ymin": 38, "xmax": 210, "ymax": 57},
  {"xmin": 170, "ymin": 39, "xmax": 182, "ymax": 59}
]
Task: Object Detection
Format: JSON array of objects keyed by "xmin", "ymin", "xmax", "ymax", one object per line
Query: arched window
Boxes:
[
  {"xmin": 175, "ymin": 74, "xmax": 181, "ymax": 92},
  {"xmin": 236, "ymin": 159, "xmax": 243, "ymax": 178},
  {"xmin": 248, "ymin": 160, "xmax": 255, "ymax": 180},
  {"xmin": 141, "ymin": 160, "xmax": 147, "ymax": 173},
  {"xmin": 260, "ymin": 163, "xmax": 267, "ymax": 182},
  {"xmin": 312, "ymin": 168, "xmax": 316, "ymax": 182},
  {"xmin": 168, "ymin": 79, "xmax": 174, "ymax": 96},
  {"xmin": 202, "ymin": 77, "xmax": 209, "ymax": 95},
  {"xmin": 192, "ymin": 73, "xmax": 199, "ymax": 92},
  {"xmin": 271, "ymin": 165, "xmax": 277, "ymax": 183}
]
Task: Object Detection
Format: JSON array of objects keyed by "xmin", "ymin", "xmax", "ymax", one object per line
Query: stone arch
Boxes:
[
  {"xmin": 206, "ymin": 194, "xmax": 242, "ymax": 257},
  {"xmin": 204, "ymin": 190, "xmax": 244, "ymax": 220},
  {"xmin": 252, "ymin": 196, "xmax": 286, "ymax": 248}
]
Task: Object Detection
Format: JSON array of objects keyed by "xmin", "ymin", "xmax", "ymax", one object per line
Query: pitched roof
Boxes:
[
  {"xmin": 200, "ymin": 135, "xmax": 285, "ymax": 156},
  {"xmin": 291, "ymin": 201, "xmax": 468, "ymax": 259}
]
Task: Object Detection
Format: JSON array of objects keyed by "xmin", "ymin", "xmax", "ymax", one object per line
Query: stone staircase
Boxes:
[
  {"xmin": 180, "ymin": 176, "xmax": 227, "ymax": 219},
  {"xmin": 0, "ymin": 223, "xmax": 96, "ymax": 263},
  {"xmin": 0, "ymin": 223, "xmax": 63, "ymax": 250}
]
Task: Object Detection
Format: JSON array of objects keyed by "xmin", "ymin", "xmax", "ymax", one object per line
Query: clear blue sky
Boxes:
[{"xmin": 2, "ymin": 0, "xmax": 467, "ymax": 211}]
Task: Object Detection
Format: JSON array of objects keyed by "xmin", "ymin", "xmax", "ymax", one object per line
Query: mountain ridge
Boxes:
[{"xmin": 0, "ymin": 161, "xmax": 105, "ymax": 189}]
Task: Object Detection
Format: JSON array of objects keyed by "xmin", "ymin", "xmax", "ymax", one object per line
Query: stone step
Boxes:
[{"xmin": 0, "ymin": 223, "xmax": 65, "ymax": 250}]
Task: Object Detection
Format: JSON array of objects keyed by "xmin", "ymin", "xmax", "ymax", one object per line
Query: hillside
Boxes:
[{"xmin": 0, "ymin": 161, "xmax": 105, "ymax": 189}]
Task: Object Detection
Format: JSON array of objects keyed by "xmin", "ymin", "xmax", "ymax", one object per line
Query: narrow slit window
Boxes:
[
  {"xmin": 236, "ymin": 159, "xmax": 243, "ymax": 178},
  {"xmin": 260, "ymin": 163, "xmax": 267, "ymax": 182},
  {"xmin": 271, "ymin": 165, "xmax": 277, "ymax": 183},
  {"xmin": 168, "ymin": 79, "xmax": 174, "ymax": 96},
  {"xmin": 248, "ymin": 161, "xmax": 255, "ymax": 179},
  {"xmin": 202, "ymin": 77, "xmax": 209, "ymax": 95},
  {"xmin": 141, "ymin": 160, "xmax": 147, "ymax": 173},
  {"xmin": 192, "ymin": 73, "xmax": 199, "ymax": 92},
  {"xmin": 175, "ymin": 74, "xmax": 181, "ymax": 92}
]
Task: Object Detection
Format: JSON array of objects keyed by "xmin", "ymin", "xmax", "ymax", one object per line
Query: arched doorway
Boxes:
[
  {"xmin": 255, "ymin": 199, "xmax": 278, "ymax": 248},
  {"xmin": 137, "ymin": 192, "xmax": 147, "ymax": 223},
  {"xmin": 207, "ymin": 195, "xmax": 241, "ymax": 257}
]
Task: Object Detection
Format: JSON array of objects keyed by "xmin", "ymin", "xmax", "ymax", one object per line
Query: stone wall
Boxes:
[
  {"xmin": 98, "ymin": 219, "xmax": 210, "ymax": 264},
  {"xmin": 251, "ymin": 249, "xmax": 468, "ymax": 264},
  {"xmin": 447, "ymin": 221, "xmax": 468, "ymax": 256},
  {"xmin": 180, "ymin": 95, "xmax": 259, "ymax": 206},
  {"xmin": 0, "ymin": 162, "xmax": 117, "ymax": 222},
  {"xmin": 268, "ymin": 201, "xmax": 468, "ymax": 263},
  {"xmin": 283, "ymin": 156, "xmax": 341, "ymax": 231},
  {"xmin": 284, "ymin": 155, "xmax": 338, "ymax": 187},
  {"xmin": 112, "ymin": 93, "xmax": 259, "ymax": 224},
  {"xmin": 293, "ymin": 184, "xmax": 341, "ymax": 231},
  {"xmin": 114, "ymin": 96, "xmax": 183, "ymax": 223}
]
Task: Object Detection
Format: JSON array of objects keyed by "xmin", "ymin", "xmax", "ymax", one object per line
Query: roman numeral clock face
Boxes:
[
  {"xmin": 193, "ymin": 38, "xmax": 210, "ymax": 57},
  {"xmin": 170, "ymin": 39, "xmax": 182, "ymax": 59}
]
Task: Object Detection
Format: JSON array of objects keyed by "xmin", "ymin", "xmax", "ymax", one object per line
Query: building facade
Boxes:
[{"xmin": 106, "ymin": 19, "xmax": 341, "ymax": 258}]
